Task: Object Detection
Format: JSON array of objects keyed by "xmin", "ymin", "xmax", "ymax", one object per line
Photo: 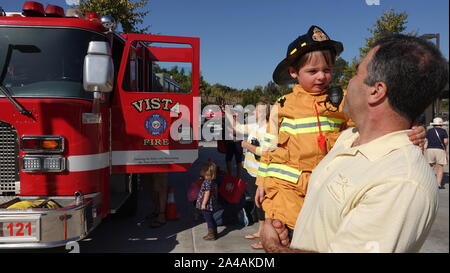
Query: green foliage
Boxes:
[
  {"xmin": 154, "ymin": 65, "xmax": 192, "ymax": 92},
  {"xmin": 359, "ymin": 8, "xmax": 410, "ymax": 57},
  {"xmin": 331, "ymin": 57, "xmax": 349, "ymax": 88},
  {"xmin": 340, "ymin": 57, "xmax": 359, "ymax": 90},
  {"xmin": 78, "ymin": 0, "xmax": 150, "ymax": 33},
  {"xmin": 157, "ymin": 64, "xmax": 294, "ymax": 106},
  {"xmin": 341, "ymin": 9, "xmax": 411, "ymax": 89}
]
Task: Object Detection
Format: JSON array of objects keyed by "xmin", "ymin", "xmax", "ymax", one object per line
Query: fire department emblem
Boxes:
[
  {"xmin": 312, "ymin": 27, "xmax": 329, "ymax": 41},
  {"xmin": 145, "ymin": 113, "xmax": 168, "ymax": 136}
]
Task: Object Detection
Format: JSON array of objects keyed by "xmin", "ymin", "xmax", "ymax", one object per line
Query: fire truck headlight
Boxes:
[
  {"xmin": 22, "ymin": 155, "xmax": 66, "ymax": 173},
  {"xmin": 23, "ymin": 157, "xmax": 41, "ymax": 171}
]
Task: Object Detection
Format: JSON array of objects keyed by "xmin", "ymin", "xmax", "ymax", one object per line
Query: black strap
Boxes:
[{"xmin": 434, "ymin": 129, "xmax": 446, "ymax": 149}]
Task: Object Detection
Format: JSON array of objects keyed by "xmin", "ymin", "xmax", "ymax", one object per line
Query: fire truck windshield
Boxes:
[{"xmin": 0, "ymin": 27, "xmax": 108, "ymax": 99}]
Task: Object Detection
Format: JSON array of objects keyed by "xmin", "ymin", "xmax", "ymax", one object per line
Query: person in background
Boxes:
[
  {"xmin": 141, "ymin": 173, "xmax": 168, "ymax": 228},
  {"xmin": 425, "ymin": 117, "xmax": 449, "ymax": 189},
  {"xmin": 242, "ymin": 100, "xmax": 271, "ymax": 249},
  {"xmin": 197, "ymin": 162, "xmax": 219, "ymax": 240},
  {"xmin": 224, "ymin": 105, "xmax": 245, "ymax": 178}
]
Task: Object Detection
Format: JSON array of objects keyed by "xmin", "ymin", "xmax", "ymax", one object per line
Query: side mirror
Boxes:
[{"xmin": 83, "ymin": 41, "xmax": 113, "ymax": 93}]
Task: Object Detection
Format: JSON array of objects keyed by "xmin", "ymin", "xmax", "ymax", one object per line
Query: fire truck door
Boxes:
[{"xmin": 111, "ymin": 34, "xmax": 200, "ymax": 174}]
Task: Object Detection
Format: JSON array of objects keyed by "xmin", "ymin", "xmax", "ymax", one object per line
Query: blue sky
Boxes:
[{"xmin": 2, "ymin": 0, "xmax": 449, "ymax": 90}]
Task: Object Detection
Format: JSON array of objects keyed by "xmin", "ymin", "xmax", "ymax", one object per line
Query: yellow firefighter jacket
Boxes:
[{"xmin": 255, "ymin": 84, "xmax": 353, "ymax": 228}]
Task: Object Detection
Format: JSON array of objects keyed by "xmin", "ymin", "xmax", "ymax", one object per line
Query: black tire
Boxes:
[{"xmin": 117, "ymin": 173, "xmax": 139, "ymax": 217}]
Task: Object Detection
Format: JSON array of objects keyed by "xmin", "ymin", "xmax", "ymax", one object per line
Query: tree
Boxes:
[
  {"xmin": 78, "ymin": 0, "xmax": 150, "ymax": 33},
  {"xmin": 331, "ymin": 57, "xmax": 348, "ymax": 88},
  {"xmin": 360, "ymin": 9, "xmax": 410, "ymax": 57},
  {"xmin": 342, "ymin": 9, "xmax": 410, "ymax": 87}
]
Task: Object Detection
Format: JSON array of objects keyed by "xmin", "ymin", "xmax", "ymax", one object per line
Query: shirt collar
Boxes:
[{"xmin": 339, "ymin": 129, "xmax": 414, "ymax": 162}]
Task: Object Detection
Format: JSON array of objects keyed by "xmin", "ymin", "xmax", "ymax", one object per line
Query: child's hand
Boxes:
[
  {"xmin": 201, "ymin": 204, "xmax": 206, "ymax": 210},
  {"xmin": 408, "ymin": 125, "xmax": 426, "ymax": 150},
  {"xmin": 255, "ymin": 186, "xmax": 265, "ymax": 208}
]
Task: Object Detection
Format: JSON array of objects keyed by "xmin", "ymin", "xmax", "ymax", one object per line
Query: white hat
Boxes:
[{"xmin": 431, "ymin": 117, "xmax": 444, "ymax": 126}]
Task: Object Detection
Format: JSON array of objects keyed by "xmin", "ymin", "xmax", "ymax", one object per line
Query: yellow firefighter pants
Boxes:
[{"xmin": 262, "ymin": 172, "xmax": 311, "ymax": 229}]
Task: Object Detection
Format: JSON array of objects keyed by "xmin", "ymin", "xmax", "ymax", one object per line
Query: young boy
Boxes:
[{"xmin": 255, "ymin": 26, "xmax": 425, "ymax": 235}]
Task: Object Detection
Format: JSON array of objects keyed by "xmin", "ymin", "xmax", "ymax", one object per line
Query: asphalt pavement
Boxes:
[{"xmin": 2, "ymin": 141, "xmax": 448, "ymax": 253}]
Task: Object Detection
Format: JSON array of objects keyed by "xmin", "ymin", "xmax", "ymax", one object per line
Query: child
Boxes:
[
  {"xmin": 197, "ymin": 162, "xmax": 219, "ymax": 240},
  {"xmin": 255, "ymin": 25, "xmax": 426, "ymax": 237}
]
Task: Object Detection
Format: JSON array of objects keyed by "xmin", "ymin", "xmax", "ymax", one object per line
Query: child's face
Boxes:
[{"xmin": 289, "ymin": 52, "xmax": 332, "ymax": 93}]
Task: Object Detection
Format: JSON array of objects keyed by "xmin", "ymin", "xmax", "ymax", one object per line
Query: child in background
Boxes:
[{"xmin": 197, "ymin": 162, "xmax": 219, "ymax": 240}]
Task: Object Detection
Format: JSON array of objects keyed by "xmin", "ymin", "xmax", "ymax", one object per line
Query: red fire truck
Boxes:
[{"xmin": 0, "ymin": 2, "xmax": 199, "ymax": 248}]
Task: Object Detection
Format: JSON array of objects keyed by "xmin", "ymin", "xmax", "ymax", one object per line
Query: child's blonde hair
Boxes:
[{"xmin": 201, "ymin": 162, "xmax": 217, "ymax": 180}]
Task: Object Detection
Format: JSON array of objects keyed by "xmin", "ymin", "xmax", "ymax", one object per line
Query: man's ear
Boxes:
[
  {"xmin": 288, "ymin": 66, "xmax": 298, "ymax": 79},
  {"xmin": 368, "ymin": 81, "xmax": 388, "ymax": 105}
]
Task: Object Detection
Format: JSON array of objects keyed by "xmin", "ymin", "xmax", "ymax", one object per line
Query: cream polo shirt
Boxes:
[{"xmin": 290, "ymin": 128, "xmax": 439, "ymax": 253}]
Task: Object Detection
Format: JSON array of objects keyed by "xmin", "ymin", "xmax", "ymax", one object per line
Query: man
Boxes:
[{"xmin": 260, "ymin": 34, "xmax": 449, "ymax": 253}]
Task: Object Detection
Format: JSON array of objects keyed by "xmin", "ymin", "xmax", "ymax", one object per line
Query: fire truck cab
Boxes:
[{"xmin": 0, "ymin": 2, "xmax": 199, "ymax": 248}]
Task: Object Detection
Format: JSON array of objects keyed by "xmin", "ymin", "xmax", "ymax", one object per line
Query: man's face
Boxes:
[{"xmin": 343, "ymin": 47, "xmax": 378, "ymax": 120}]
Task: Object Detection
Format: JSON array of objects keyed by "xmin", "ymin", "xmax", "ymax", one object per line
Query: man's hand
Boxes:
[
  {"xmin": 408, "ymin": 125, "xmax": 426, "ymax": 150},
  {"xmin": 271, "ymin": 219, "xmax": 290, "ymax": 247},
  {"xmin": 261, "ymin": 219, "xmax": 316, "ymax": 253},
  {"xmin": 261, "ymin": 219, "xmax": 284, "ymax": 252},
  {"xmin": 255, "ymin": 186, "xmax": 265, "ymax": 208}
]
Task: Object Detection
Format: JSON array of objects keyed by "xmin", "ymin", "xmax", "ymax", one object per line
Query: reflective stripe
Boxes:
[
  {"xmin": 244, "ymin": 153, "xmax": 260, "ymax": 177},
  {"xmin": 262, "ymin": 141, "xmax": 274, "ymax": 148},
  {"xmin": 265, "ymin": 133, "xmax": 276, "ymax": 140},
  {"xmin": 257, "ymin": 162, "xmax": 301, "ymax": 183},
  {"xmin": 258, "ymin": 163, "xmax": 269, "ymax": 177},
  {"xmin": 67, "ymin": 152, "xmax": 110, "ymax": 172},
  {"xmin": 262, "ymin": 133, "xmax": 277, "ymax": 151},
  {"xmin": 280, "ymin": 117, "xmax": 344, "ymax": 134}
]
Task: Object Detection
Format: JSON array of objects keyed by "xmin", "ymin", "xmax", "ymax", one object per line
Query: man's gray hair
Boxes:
[{"xmin": 364, "ymin": 34, "xmax": 448, "ymax": 122}]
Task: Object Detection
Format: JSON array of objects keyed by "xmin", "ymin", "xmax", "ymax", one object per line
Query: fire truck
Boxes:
[{"xmin": 0, "ymin": 2, "xmax": 199, "ymax": 248}]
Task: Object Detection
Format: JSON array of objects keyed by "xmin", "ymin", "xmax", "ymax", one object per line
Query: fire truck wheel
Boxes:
[{"xmin": 117, "ymin": 173, "xmax": 139, "ymax": 217}]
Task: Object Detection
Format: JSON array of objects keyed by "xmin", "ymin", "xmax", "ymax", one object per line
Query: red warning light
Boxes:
[
  {"xmin": 45, "ymin": 4, "xmax": 64, "ymax": 17},
  {"xmin": 22, "ymin": 1, "xmax": 45, "ymax": 17}
]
